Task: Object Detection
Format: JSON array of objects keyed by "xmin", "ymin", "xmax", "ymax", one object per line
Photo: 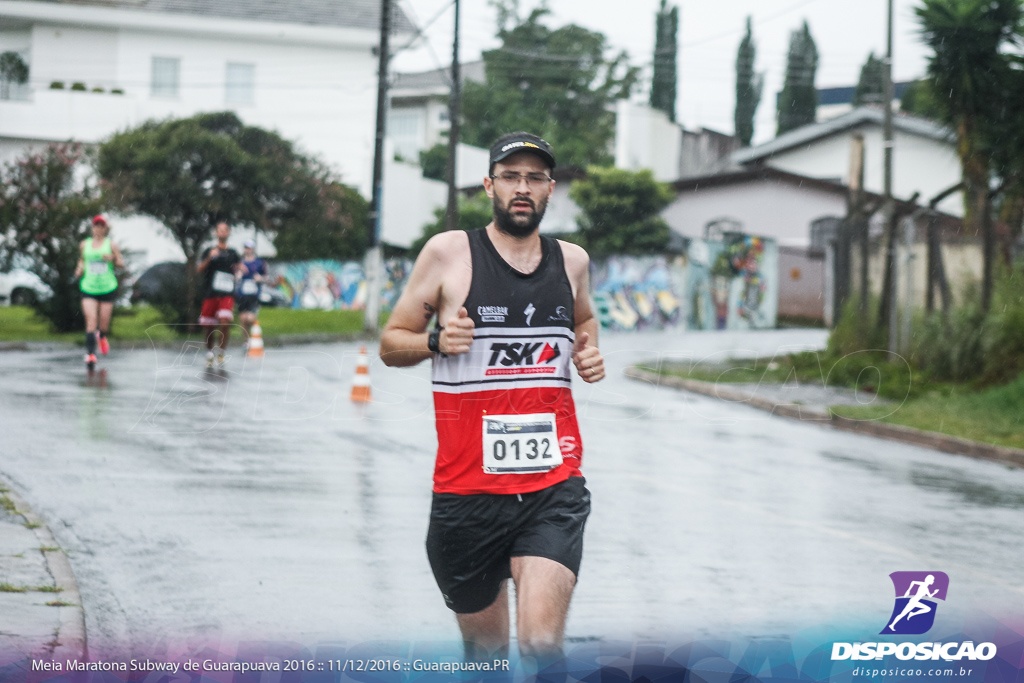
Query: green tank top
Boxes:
[{"xmin": 81, "ymin": 237, "xmax": 118, "ymax": 295}]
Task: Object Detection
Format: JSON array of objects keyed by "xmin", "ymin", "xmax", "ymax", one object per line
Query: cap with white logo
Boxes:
[{"xmin": 488, "ymin": 132, "xmax": 556, "ymax": 173}]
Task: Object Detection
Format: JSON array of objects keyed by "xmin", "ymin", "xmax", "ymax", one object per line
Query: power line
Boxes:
[{"xmin": 680, "ymin": 0, "xmax": 824, "ymax": 49}]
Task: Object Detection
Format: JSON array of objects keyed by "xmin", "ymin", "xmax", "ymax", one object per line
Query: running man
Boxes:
[
  {"xmin": 74, "ymin": 215, "xmax": 125, "ymax": 370},
  {"xmin": 196, "ymin": 222, "xmax": 240, "ymax": 368},
  {"xmin": 380, "ymin": 132, "xmax": 605, "ymax": 662},
  {"xmin": 236, "ymin": 239, "xmax": 267, "ymax": 348},
  {"xmin": 888, "ymin": 574, "xmax": 939, "ymax": 631}
]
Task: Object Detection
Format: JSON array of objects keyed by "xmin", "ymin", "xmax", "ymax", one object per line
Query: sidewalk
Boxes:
[
  {"xmin": 0, "ymin": 480, "xmax": 86, "ymax": 678},
  {"xmin": 625, "ymin": 366, "xmax": 1024, "ymax": 469}
]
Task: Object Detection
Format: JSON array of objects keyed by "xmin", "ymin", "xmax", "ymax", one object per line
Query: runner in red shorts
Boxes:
[{"xmin": 196, "ymin": 222, "xmax": 241, "ymax": 368}]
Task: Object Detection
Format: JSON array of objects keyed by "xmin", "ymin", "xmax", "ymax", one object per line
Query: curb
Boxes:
[
  {"xmin": 625, "ymin": 366, "xmax": 1024, "ymax": 469},
  {"xmin": 1, "ymin": 484, "xmax": 87, "ymax": 662},
  {"xmin": 0, "ymin": 333, "xmax": 379, "ymax": 354}
]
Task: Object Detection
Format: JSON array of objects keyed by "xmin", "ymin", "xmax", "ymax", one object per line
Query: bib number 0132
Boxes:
[{"xmin": 482, "ymin": 414, "xmax": 563, "ymax": 474}]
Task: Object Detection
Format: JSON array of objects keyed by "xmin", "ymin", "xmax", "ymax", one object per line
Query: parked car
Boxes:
[
  {"xmin": 0, "ymin": 269, "xmax": 51, "ymax": 306},
  {"xmin": 132, "ymin": 261, "xmax": 290, "ymax": 308}
]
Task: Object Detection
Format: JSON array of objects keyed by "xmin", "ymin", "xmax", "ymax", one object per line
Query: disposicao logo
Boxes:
[
  {"xmin": 881, "ymin": 571, "xmax": 948, "ymax": 635},
  {"xmin": 830, "ymin": 571, "xmax": 998, "ymax": 663}
]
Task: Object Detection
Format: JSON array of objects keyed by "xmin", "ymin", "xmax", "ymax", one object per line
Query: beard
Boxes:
[{"xmin": 493, "ymin": 194, "xmax": 548, "ymax": 238}]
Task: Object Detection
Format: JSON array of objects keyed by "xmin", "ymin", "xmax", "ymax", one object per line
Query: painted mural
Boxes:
[
  {"xmin": 262, "ymin": 235, "xmax": 777, "ymax": 330},
  {"xmin": 265, "ymin": 259, "xmax": 413, "ymax": 312},
  {"xmin": 591, "ymin": 234, "xmax": 778, "ymax": 331}
]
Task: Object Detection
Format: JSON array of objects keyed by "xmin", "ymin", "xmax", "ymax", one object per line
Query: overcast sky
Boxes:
[{"xmin": 391, "ymin": 0, "xmax": 932, "ymax": 145}]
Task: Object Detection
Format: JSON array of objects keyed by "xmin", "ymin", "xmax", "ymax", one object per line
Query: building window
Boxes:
[
  {"xmin": 387, "ymin": 109, "xmax": 423, "ymax": 161},
  {"xmin": 151, "ymin": 56, "xmax": 180, "ymax": 98},
  {"xmin": 225, "ymin": 62, "xmax": 255, "ymax": 105}
]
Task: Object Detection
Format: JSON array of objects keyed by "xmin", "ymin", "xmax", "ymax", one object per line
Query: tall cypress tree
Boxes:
[
  {"xmin": 650, "ymin": 0, "xmax": 678, "ymax": 122},
  {"xmin": 777, "ymin": 21, "xmax": 819, "ymax": 135},
  {"xmin": 853, "ymin": 51, "xmax": 885, "ymax": 106},
  {"xmin": 734, "ymin": 16, "xmax": 762, "ymax": 146}
]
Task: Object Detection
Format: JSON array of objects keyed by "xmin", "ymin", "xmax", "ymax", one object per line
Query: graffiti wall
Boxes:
[
  {"xmin": 263, "ymin": 235, "xmax": 777, "ymax": 330},
  {"xmin": 591, "ymin": 234, "xmax": 778, "ymax": 331},
  {"xmin": 265, "ymin": 259, "xmax": 413, "ymax": 312}
]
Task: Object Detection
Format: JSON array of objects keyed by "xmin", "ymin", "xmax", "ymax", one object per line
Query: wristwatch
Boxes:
[{"xmin": 427, "ymin": 327, "xmax": 444, "ymax": 355}]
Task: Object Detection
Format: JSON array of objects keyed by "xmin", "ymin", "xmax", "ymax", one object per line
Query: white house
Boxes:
[
  {"xmin": 662, "ymin": 168, "xmax": 848, "ymax": 248},
  {"xmin": 388, "ymin": 60, "xmax": 484, "ymax": 162},
  {"xmin": 732, "ymin": 106, "xmax": 962, "ymax": 217},
  {"xmin": 0, "ymin": 0, "xmax": 416, "ymax": 191},
  {"xmin": 0, "ymin": 0, "xmax": 442, "ymax": 264}
]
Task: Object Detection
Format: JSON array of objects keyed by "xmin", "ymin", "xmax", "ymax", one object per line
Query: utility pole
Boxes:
[
  {"xmin": 364, "ymin": 0, "xmax": 391, "ymax": 332},
  {"xmin": 882, "ymin": 0, "xmax": 897, "ymax": 354},
  {"xmin": 444, "ymin": 0, "xmax": 461, "ymax": 231}
]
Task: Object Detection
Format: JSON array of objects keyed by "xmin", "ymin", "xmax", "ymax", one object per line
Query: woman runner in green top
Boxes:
[{"xmin": 74, "ymin": 215, "xmax": 125, "ymax": 369}]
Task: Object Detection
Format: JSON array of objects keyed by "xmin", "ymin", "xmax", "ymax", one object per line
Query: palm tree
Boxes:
[{"xmin": 915, "ymin": 0, "xmax": 1023, "ymax": 311}]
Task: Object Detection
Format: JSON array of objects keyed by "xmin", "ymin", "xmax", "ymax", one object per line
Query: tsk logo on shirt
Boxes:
[
  {"xmin": 881, "ymin": 571, "xmax": 949, "ymax": 635},
  {"xmin": 485, "ymin": 341, "xmax": 561, "ymax": 375}
]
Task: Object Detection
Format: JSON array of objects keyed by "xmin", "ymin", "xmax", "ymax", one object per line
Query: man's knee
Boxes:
[{"xmin": 517, "ymin": 631, "xmax": 563, "ymax": 659}]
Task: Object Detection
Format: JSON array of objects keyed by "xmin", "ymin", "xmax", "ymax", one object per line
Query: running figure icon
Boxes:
[
  {"xmin": 888, "ymin": 574, "xmax": 938, "ymax": 631},
  {"xmin": 881, "ymin": 571, "xmax": 949, "ymax": 635}
]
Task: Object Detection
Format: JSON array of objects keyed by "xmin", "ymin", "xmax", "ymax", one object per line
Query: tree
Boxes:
[
  {"xmin": 461, "ymin": 6, "xmax": 640, "ymax": 169},
  {"xmin": 650, "ymin": 0, "xmax": 678, "ymax": 122},
  {"xmin": 734, "ymin": 16, "xmax": 763, "ymax": 147},
  {"xmin": 777, "ymin": 21, "xmax": 818, "ymax": 135},
  {"xmin": 0, "ymin": 143, "xmax": 104, "ymax": 331},
  {"xmin": 99, "ymin": 112, "xmax": 333, "ymax": 326},
  {"xmin": 419, "ymin": 143, "xmax": 449, "ymax": 182},
  {"xmin": 0, "ymin": 51, "xmax": 28, "ymax": 100},
  {"xmin": 272, "ymin": 182, "xmax": 369, "ymax": 260},
  {"xmin": 408, "ymin": 191, "xmax": 494, "ymax": 257},
  {"xmin": 899, "ymin": 78, "xmax": 945, "ymax": 120},
  {"xmin": 916, "ymin": 0, "xmax": 1023, "ymax": 311},
  {"xmin": 853, "ymin": 52, "xmax": 885, "ymax": 106},
  {"xmin": 569, "ymin": 167, "xmax": 674, "ymax": 256}
]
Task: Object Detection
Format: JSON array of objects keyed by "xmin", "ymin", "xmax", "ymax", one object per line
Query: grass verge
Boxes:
[
  {"xmin": 644, "ymin": 356, "xmax": 1024, "ymax": 452},
  {"xmin": 0, "ymin": 306, "xmax": 367, "ymax": 344}
]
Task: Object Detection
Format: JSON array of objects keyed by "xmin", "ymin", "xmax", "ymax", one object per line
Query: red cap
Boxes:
[{"xmin": 92, "ymin": 215, "xmax": 108, "ymax": 226}]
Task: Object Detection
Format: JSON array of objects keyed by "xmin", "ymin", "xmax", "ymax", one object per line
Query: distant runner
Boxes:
[
  {"xmin": 380, "ymin": 132, "xmax": 605, "ymax": 663},
  {"xmin": 236, "ymin": 239, "xmax": 267, "ymax": 349},
  {"xmin": 75, "ymin": 215, "xmax": 125, "ymax": 371},
  {"xmin": 196, "ymin": 222, "xmax": 240, "ymax": 369}
]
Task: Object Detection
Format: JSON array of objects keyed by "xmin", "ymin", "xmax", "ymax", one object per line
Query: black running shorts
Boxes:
[
  {"xmin": 81, "ymin": 289, "xmax": 118, "ymax": 303},
  {"xmin": 425, "ymin": 476, "xmax": 590, "ymax": 614},
  {"xmin": 236, "ymin": 295, "xmax": 260, "ymax": 314}
]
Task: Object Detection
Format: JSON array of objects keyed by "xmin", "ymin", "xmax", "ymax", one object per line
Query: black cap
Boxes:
[{"xmin": 489, "ymin": 132, "xmax": 556, "ymax": 173}]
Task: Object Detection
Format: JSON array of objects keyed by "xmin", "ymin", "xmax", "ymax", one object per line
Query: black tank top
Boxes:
[
  {"xmin": 430, "ymin": 228, "xmax": 583, "ymax": 495},
  {"xmin": 462, "ymin": 228, "xmax": 574, "ymax": 331}
]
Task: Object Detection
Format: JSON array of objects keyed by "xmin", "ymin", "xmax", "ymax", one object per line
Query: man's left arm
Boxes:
[{"xmin": 562, "ymin": 242, "xmax": 605, "ymax": 383}]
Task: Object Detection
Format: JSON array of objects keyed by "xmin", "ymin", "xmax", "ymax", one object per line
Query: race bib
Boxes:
[
  {"xmin": 240, "ymin": 279, "xmax": 259, "ymax": 295},
  {"xmin": 88, "ymin": 261, "xmax": 108, "ymax": 275},
  {"xmin": 212, "ymin": 271, "xmax": 235, "ymax": 293},
  {"xmin": 482, "ymin": 413, "xmax": 563, "ymax": 474}
]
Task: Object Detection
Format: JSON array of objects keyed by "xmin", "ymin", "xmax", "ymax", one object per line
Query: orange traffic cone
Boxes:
[
  {"xmin": 247, "ymin": 321, "xmax": 265, "ymax": 357},
  {"xmin": 350, "ymin": 346, "xmax": 371, "ymax": 402}
]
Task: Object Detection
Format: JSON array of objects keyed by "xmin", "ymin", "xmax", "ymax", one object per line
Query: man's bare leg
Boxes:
[
  {"xmin": 456, "ymin": 580, "xmax": 510, "ymax": 661},
  {"xmin": 218, "ymin": 320, "xmax": 231, "ymax": 351},
  {"xmin": 511, "ymin": 556, "xmax": 576, "ymax": 659}
]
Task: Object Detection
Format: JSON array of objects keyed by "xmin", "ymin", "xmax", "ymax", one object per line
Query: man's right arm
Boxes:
[
  {"xmin": 196, "ymin": 248, "xmax": 212, "ymax": 274},
  {"xmin": 379, "ymin": 236, "xmax": 446, "ymax": 367}
]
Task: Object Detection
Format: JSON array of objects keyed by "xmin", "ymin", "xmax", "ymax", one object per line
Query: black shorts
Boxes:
[
  {"xmin": 237, "ymin": 295, "xmax": 260, "ymax": 314},
  {"xmin": 81, "ymin": 289, "xmax": 118, "ymax": 303},
  {"xmin": 425, "ymin": 476, "xmax": 590, "ymax": 614}
]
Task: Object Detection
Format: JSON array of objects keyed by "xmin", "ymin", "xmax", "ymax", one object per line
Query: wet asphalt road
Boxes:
[{"xmin": 1, "ymin": 329, "xmax": 1022, "ymax": 657}]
